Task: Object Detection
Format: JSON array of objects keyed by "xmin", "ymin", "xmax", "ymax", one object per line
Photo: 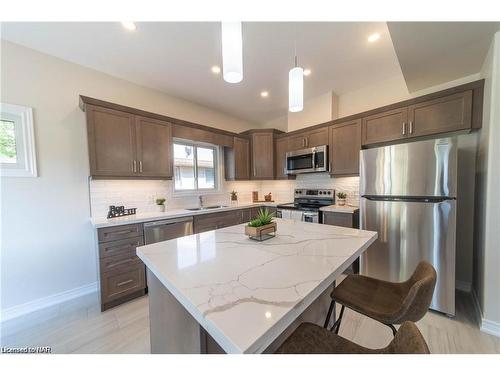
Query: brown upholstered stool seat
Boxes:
[
  {"xmin": 276, "ymin": 321, "xmax": 430, "ymax": 354},
  {"xmin": 331, "ymin": 274, "xmax": 410, "ymax": 325},
  {"xmin": 324, "ymin": 261, "xmax": 437, "ymax": 335}
]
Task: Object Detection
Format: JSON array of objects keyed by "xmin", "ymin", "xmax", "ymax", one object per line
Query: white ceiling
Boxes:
[
  {"xmin": 1, "ymin": 22, "xmax": 402, "ymax": 124},
  {"xmin": 388, "ymin": 22, "xmax": 500, "ymax": 92}
]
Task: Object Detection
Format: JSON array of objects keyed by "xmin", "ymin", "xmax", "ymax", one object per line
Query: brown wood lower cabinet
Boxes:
[{"xmin": 97, "ymin": 224, "xmax": 146, "ymax": 311}]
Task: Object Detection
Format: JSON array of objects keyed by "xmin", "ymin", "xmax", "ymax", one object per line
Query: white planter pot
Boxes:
[
  {"xmin": 156, "ymin": 204, "xmax": 166, "ymax": 212},
  {"xmin": 337, "ymin": 198, "xmax": 346, "ymax": 206}
]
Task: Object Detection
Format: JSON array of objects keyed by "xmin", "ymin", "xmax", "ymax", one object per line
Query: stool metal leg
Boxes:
[
  {"xmin": 331, "ymin": 305, "xmax": 345, "ymax": 333},
  {"xmin": 323, "ymin": 300, "xmax": 335, "ymax": 328}
]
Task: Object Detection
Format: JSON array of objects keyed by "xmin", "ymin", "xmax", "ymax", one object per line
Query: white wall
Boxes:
[
  {"xmin": 0, "ymin": 41, "xmax": 259, "ymax": 317},
  {"xmin": 287, "ymin": 91, "xmax": 338, "ymax": 131},
  {"xmin": 474, "ymin": 31, "xmax": 500, "ymax": 334}
]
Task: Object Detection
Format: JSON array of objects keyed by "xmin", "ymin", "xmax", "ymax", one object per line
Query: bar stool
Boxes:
[
  {"xmin": 324, "ymin": 261, "xmax": 437, "ymax": 336},
  {"xmin": 276, "ymin": 321, "xmax": 430, "ymax": 354}
]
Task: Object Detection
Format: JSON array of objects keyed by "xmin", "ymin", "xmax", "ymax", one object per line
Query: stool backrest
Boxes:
[
  {"xmin": 383, "ymin": 321, "xmax": 430, "ymax": 354},
  {"xmin": 397, "ymin": 261, "xmax": 437, "ymax": 322}
]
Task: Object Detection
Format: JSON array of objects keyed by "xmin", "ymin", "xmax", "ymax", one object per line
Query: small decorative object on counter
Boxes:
[
  {"xmin": 156, "ymin": 198, "xmax": 166, "ymax": 212},
  {"xmin": 107, "ymin": 205, "xmax": 137, "ymax": 219},
  {"xmin": 264, "ymin": 192, "xmax": 272, "ymax": 202},
  {"xmin": 245, "ymin": 208, "xmax": 277, "ymax": 241},
  {"xmin": 230, "ymin": 190, "xmax": 238, "ymax": 206},
  {"xmin": 336, "ymin": 192, "xmax": 347, "ymax": 206},
  {"xmin": 252, "ymin": 191, "xmax": 259, "ymax": 202}
]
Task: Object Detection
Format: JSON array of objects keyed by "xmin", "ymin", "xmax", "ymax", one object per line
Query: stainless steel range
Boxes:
[{"xmin": 277, "ymin": 189, "xmax": 335, "ymax": 223}]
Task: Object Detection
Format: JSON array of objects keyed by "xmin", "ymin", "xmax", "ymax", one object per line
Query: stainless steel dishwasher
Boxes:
[{"xmin": 144, "ymin": 216, "xmax": 194, "ymax": 244}]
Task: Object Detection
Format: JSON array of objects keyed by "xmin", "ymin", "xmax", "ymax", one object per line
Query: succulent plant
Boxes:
[
  {"xmin": 156, "ymin": 198, "xmax": 166, "ymax": 205},
  {"xmin": 336, "ymin": 192, "xmax": 347, "ymax": 199},
  {"xmin": 248, "ymin": 208, "xmax": 275, "ymax": 227}
]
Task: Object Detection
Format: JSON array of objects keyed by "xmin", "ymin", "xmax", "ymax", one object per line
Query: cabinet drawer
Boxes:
[
  {"xmin": 98, "ymin": 236, "xmax": 144, "ymax": 258},
  {"xmin": 98, "ymin": 223, "xmax": 143, "ymax": 243},
  {"xmin": 100, "ymin": 251, "xmax": 143, "ymax": 273},
  {"xmin": 101, "ymin": 264, "xmax": 145, "ymax": 303}
]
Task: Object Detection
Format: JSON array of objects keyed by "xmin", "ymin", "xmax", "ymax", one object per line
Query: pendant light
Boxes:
[
  {"xmin": 221, "ymin": 22, "xmax": 243, "ymax": 83},
  {"xmin": 289, "ymin": 45, "xmax": 304, "ymax": 112}
]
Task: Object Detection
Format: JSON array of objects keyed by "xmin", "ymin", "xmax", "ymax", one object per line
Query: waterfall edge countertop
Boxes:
[
  {"xmin": 136, "ymin": 218, "xmax": 377, "ymax": 353},
  {"xmin": 91, "ymin": 202, "xmax": 284, "ymax": 228}
]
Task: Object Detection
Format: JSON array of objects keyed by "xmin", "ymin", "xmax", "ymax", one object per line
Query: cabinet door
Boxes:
[
  {"xmin": 408, "ymin": 90, "xmax": 472, "ymax": 138},
  {"xmin": 86, "ymin": 105, "xmax": 137, "ymax": 177},
  {"xmin": 251, "ymin": 132, "xmax": 274, "ymax": 179},
  {"xmin": 304, "ymin": 127, "xmax": 329, "ymax": 147},
  {"xmin": 135, "ymin": 116, "xmax": 172, "ymax": 178},
  {"xmin": 288, "ymin": 133, "xmax": 307, "ymax": 150},
  {"xmin": 361, "ymin": 108, "xmax": 408, "ymax": 146},
  {"xmin": 329, "ymin": 119, "xmax": 361, "ymax": 176},
  {"xmin": 275, "ymin": 137, "xmax": 289, "ymax": 179},
  {"xmin": 234, "ymin": 137, "xmax": 250, "ymax": 179}
]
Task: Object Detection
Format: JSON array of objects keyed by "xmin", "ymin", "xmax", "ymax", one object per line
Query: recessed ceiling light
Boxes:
[
  {"xmin": 121, "ymin": 22, "xmax": 137, "ymax": 31},
  {"xmin": 260, "ymin": 91, "xmax": 269, "ymax": 98},
  {"xmin": 303, "ymin": 69, "xmax": 312, "ymax": 76},
  {"xmin": 211, "ymin": 66, "xmax": 221, "ymax": 74},
  {"xmin": 368, "ymin": 33, "xmax": 380, "ymax": 43}
]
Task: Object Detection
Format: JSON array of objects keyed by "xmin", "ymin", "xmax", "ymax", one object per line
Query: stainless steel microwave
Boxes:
[{"xmin": 285, "ymin": 145, "xmax": 329, "ymax": 174}]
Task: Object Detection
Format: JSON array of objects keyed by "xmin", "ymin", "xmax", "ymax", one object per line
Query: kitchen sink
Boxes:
[{"xmin": 186, "ymin": 205, "xmax": 228, "ymax": 211}]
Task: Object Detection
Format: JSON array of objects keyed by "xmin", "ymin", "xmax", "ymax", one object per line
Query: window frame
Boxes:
[
  {"xmin": 172, "ymin": 138, "xmax": 220, "ymax": 195},
  {"xmin": 0, "ymin": 103, "xmax": 37, "ymax": 178}
]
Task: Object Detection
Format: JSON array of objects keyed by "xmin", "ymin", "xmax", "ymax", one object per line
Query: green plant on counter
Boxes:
[
  {"xmin": 248, "ymin": 208, "xmax": 275, "ymax": 227},
  {"xmin": 337, "ymin": 192, "xmax": 347, "ymax": 199},
  {"xmin": 230, "ymin": 190, "xmax": 238, "ymax": 200},
  {"xmin": 156, "ymin": 198, "xmax": 166, "ymax": 205}
]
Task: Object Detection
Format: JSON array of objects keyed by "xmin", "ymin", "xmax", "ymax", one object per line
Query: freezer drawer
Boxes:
[{"xmin": 360, "ymin": 197, "xmax": 456, "ymax": 315}]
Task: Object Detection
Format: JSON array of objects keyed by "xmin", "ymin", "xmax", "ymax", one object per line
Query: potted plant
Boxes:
[
  {"xmin": 336, "ymin": 192, "xmax": 347, "ymax": 206},
  {"xmin": 245, "ymin": 208, "xmax": 277, "ymax": 241},
  {"xmin": 230, "ymin": 190, "xmax": 238, "ymax": 206},
  {"xmin": 155, "ymin": 198, "xmax": 166, "ymax": 212}
]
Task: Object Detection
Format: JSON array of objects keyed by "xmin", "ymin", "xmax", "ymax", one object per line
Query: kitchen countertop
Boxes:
[
  {"xmin": 136, "ymin": 218, "xmax": 377, "ymax": 353},
  {"xmin": 91, "ymin": 201, "xmax": 285, "ymax": 228},
  {"xmin": 319, "ymin": 204, "xmax": 359, "ymax": 214}
]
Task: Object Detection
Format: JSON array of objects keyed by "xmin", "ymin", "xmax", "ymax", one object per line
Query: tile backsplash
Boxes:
[{"xmin": 89, "ymin": 174, "xmax": 359, "ymax": 219}]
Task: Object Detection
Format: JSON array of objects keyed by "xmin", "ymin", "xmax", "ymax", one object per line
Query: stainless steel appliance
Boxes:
[
  {"xmin": 285, "ymin": 145, "xmax": 329, "ymax": 174},
  {"xmin": 144, "ymin": 216, "xmax": 194, "ymax": 245},
  {"xmin": 360, "ymin": 137, "xmax": 457, "ymax": 316},
  {"xmin": 277, "ymin": 189, "xmax": 335, "ymax": 223}
]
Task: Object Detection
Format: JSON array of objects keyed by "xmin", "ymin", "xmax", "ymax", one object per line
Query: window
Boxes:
[
  {"xmin": 0, "ymin": 103, "xmax": 37, "ymax": 177},
  {"xmin": 173, "ymin": 140, "xmax": 218, "ymax": 192}
]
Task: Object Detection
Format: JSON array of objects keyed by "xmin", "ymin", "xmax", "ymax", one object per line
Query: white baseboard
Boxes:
[
  {"xmin": 1, "ymin": 282, "xmax": 98, "ymax": 323},
  {"xmin": 456, "ymin": 280, "xmax": 472, "ymax": 293},
  {"xmin": 481, "ymin": 319, "xmax": 500, "ymax": 338},
  {"xmin": 471, "ymin": 288, "xmax": 500, "ymax": 338}
]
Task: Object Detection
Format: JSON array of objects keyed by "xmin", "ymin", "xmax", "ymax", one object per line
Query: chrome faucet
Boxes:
[{"xmin": 198, "ymin": 195, "xmax": 204, "ymax": 208}]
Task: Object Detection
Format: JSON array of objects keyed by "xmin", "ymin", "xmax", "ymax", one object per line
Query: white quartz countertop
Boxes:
[
  {"xmin": 136, "ymin": 218, "xmax": 377, "ymax": 353},
  {"xmin": 91, "ymin": 202, "xmax": 284, "ymax": 228},
  {"xmin": 319, "ymin": 204, "xmax": 359, "ymax": 214}
]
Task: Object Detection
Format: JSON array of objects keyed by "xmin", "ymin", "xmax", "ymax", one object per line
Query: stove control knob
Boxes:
[{"xmin": 327, "ymin": 191, "xmax": 331, "ymax": 195}]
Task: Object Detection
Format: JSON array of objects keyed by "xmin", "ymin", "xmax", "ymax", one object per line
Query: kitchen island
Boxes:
[{"xmin": 136, "ymin": 218, "xmax": 377, "ymax": 354}]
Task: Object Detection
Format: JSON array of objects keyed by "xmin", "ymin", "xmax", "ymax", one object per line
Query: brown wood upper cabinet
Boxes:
[
  {"xmin": 250, "ymin": 130, "xmax": 275, "ymax": 179},
  {"xmin": 362, "ymin": 89, "xmax": 474, "ymax": 146},
  {"xmin": 407, "ymin": 90, "xmax": 473, "ymax": 138},
  {"xmin": 135, "ymin": 116, "xmax": 172, "ymax": 178},
  {"xmin": 275, "ymin": 137, "xmax": 289, "ymax": 179},
  {"xmin": 361, "ymin": 107, "xmax": 408, "ymax": 146},
  {"xmin": 224, "ymin": 136, "xmax": 250, "ymax": 180},
  {"xmin": 288, "ymin": 127, "xmax": 329, "ymax": 150},
  {"xmin": 86, "ymin": 105, "xmax": 172, "ymax": 178},
  {"xmin": 329, "ymin": 119, "xmax": 361, "ymax": 176}
]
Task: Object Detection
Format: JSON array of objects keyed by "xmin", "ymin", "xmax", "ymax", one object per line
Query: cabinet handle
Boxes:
[
  {"xmin": 254, "ymin": 166, "xmax": 256, "ymax": 177},
  {"xmin": 133, "ymin": 160, "xmax": 137, "ymax": 173},
  {"xmin": 402, "ymin": 123, "xmax": 406, "ymax": 135},
  {"xmin": 139, "ymin": 161, "xmax": 143, "ymax": 173},
  {"xmin": 107, "ymin": 229, "xmax": 135, "ymax": 236},
  {"xmin": 329, "ymin": 162, "xmax": 332, "ymax": 173},
  {"xmin": 409, "ymin": 121, "xmax": 414, "ymax": 134},
  {"xmin": 116, "ymin": 279, "xmax": 134, "ymax": 287}
]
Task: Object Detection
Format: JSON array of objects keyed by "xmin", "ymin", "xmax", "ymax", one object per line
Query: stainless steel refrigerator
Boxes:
[{"xmin": 360, "ymin": 137, "xmax": 457, "ymax": 316}]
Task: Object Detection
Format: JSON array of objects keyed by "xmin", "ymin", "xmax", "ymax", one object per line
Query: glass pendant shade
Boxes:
[
  {"xmin": 289, "ymin": 66, "xmax": 304, "ymax": 112},
  {"xmin": 221, "ymin": 22, "xmax": 243, "ymax": 83}
]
